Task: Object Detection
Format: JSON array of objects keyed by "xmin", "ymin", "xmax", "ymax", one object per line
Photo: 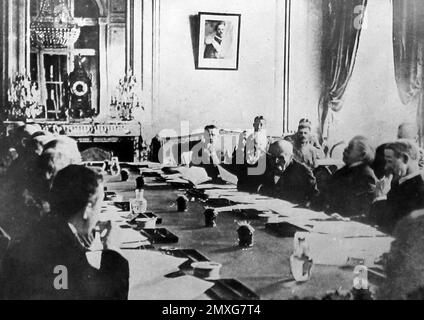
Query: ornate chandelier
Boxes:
[{"xmin": 31, "ymin": 0, "xmax": 80, "ymax": 49}]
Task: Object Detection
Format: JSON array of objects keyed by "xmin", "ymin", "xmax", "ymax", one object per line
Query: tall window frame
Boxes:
[{"xmin": 30, "ymin": 0, "xmax": 101, "ymax": 119}]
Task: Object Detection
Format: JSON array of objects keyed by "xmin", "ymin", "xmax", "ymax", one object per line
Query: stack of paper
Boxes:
[
  {"xmin": 306, "ymin": 220, "xmax": 386, "ymax": 238},
  {"xmin": 119, "ymin": 250, "xmax": 214, "ymax": 300},
  {"xmin": 179, "ymin": 167, "xmax": 212, "ymax": 186},
  {"xmin": 296, "ymin": 232, "xmax": 394, "ymax": 267},
  {"xmin": 128, "ymin": 275, "xmax": 214, "ymax": 300}
]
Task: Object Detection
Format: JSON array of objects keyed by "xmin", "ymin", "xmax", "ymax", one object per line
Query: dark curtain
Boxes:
[
  {"xmin": 393, "ymin": 0, "xmax": 424, "ymax": 144},
  {"xmin": 319, "ymin": 0, "xmax": 368, "ymax": 140}
]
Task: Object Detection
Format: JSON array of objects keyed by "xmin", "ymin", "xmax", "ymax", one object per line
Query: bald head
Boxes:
[
  {"xmin": 269, "ymin": 140, "xmax": 293, "ymax": 156},
  {"xmin": 40, "ymin": 137, "xmax": 82, "ymax": 182},
  {"xmin": 29, "ymin": 132, "xmax": 54, "ymax": 156},
  {"xmin": 398, "ymin": 123, "xmax": 418, "ymax": 141},
  {"xmin": 269, "ymin": 140, "xmax": 294, "ymax": 174}
]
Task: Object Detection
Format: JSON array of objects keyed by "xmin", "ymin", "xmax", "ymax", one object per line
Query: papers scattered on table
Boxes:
[
  {"xmin": 120, "ymin": 228, "xmax": 149, "ymax": 244},
  {"xmin": 128, "ymin": 275, "xmax": 214, "ymax": 300},
  {"xmin": 276, "ymin": 218, "xmax": 386, "ymax": 238},
  {"xmin": 214, "ymin": 203, "xmax": 271, "ymax": 213},
  {"xmin": 217, "ymin": 165, "xmax": 238, "ymax": 185},
  {"xmin": 117, "ymin": 250, "xmax": 214, "ymax": 300},
  {"xmin": 298, "ymin": 232, "xmax": 394, "ymax": 267},
  {"xmin": 120, "ymin": 250, "xmax": 187, "ymax": 287},
  {"xmin": 197, "ymin": 184, "xmax": 238, "ymax": 191},
  {"xmin": 161, "ymin": 173, "xmax": 183, "ymax": 180},
  {"xmin": 120, "ymin": 240, "xmax": 151, "ymax": 250},
  {"xmin": 306, "ymin": 220, "xmax": 386, "ymax": 238},
  {"xmin": 179, "ymin": 167, "xmax": 212, "ymax": 186}
]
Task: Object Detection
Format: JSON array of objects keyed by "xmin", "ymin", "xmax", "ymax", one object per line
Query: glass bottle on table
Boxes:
[
  {"xmin": 290, "ymin": 233, "xmax": 313, "ymax": 282},
  {"xmin": 110, "ymin": 156, "xmax": 120, "ymax": 176},
  {"xmin": 130, "ymin": 177, "xmax": 148, "ymax": 219}
]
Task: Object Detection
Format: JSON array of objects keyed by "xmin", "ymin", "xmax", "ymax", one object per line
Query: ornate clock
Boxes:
[{"xmin": 68, "ymin": 55, "xmax": 93, "ymax": 118}]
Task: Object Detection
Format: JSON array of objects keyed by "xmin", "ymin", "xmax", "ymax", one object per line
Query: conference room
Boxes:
[{"xmin": 1, "ymin": 0, "xmax": 423, "ymax": 302}]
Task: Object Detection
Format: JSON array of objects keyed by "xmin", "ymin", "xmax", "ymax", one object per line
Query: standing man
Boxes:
[
  {"xmin": 237, "ymin": 116, "xmax": 270, "ymax": 192},
  {"xmin": 285, "ymin": 119, "xmax": 324, "ymax": 169}
]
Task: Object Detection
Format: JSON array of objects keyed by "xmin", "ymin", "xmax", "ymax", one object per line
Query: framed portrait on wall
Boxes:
[{"xmin": 198, "ymin": 12, "xmax": 241, "ymax": 70}]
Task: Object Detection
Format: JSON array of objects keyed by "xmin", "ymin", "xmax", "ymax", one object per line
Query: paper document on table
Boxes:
[
  {"xmin": 298, "ymin": 232, "xmax": 394, "ymax": 267},
  {"xmin": 306, "ymin": 220, "xmax": 386, "ymax": 238},
  {"xmin": 161, "ymin": 173, "xmax": 183, "ymax": 180},
  {"xmin": 99, "ymin": 206, "xmax": 127, "ymax": 222},
  {"xmin": 276, "ymin": 208, "xmax": 330, "ymax": 220},
  {"xmin": 274, "ymin": 218, "xmax": 386, "ymax": 238},
  {"xmin": 203, "ymin": 190, "xmax": 242, "ymax": 199},
  {"xmin": 179, "ymin": 167, "xmax": 212, "ymax": 186},
  {"xmin": 259, "ymin": 198, "xmax": 297, "ymax": 214},
  {"xmin": 197, "ymin": 184, "xmax": 238, "ymax": 191},
  {"xmin": 215, "ymin": 203, "xmax": 273, "ymax": 214},
  {"xmin": 222, "ymin": 194, "xmax": 273, "ymax": 204},
  {"xmin": 217, "ymin": 165, "xmax": 238, "ymax": 185},
  {"xmin": 119, "ymin": 250, "xmax": 189, "ymax": 299},
  {"xmin": 119, "ymin": 228, "xmax": 149, "ymax": 243},
  {"xmin": 129, "ymin": 275, "xmax": 214, "ymax": 300}
]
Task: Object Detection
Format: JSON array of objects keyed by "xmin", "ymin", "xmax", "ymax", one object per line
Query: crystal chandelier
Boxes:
[{"xmin": 31, "ymin": 0, "xmax": 80, "ymax": 49}]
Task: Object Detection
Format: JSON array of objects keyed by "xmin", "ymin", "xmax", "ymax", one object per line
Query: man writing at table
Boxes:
[
  {"xmin": 258, "ymin": 140, "xmax": 319, "ymax": 206},
  {"xmin": 1, "ymin": 165, "xmax": 129, "ymax": 300}
]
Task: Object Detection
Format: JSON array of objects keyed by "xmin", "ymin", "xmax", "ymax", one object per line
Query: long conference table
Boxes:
[{"xmin": 101, "ymin": 163, "xmax": 392, "ymax": 300}]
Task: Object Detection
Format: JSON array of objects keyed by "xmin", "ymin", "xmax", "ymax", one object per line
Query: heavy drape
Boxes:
[
  {"xmin": 393, "ymin": 0, "xmax": 424, "ymax": 144},
  {"xmin": 319, "ymin": 0, "xmax": 368, "ymax": 141}
]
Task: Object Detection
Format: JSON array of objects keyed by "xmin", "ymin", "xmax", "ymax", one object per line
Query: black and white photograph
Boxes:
[
  {"xmin": 198, "ymin": 12, "xmax": 241, "ymax": 70},
  {"xmin": 0, "ymin": 0, "xmax": 424, "ymax": 306}
]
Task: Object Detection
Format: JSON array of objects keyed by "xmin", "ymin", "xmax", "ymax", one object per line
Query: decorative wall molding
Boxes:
[{"xmin": 283, "ymin": 0, "xmax": 291, "ymax": 133}]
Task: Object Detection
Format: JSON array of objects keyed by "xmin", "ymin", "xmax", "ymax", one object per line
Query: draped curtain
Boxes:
[
  {"xmin": 319, "ymin": 0, "xmax": 368, "ymax": 141},
  {"xmin": 393, "ymin": 0, "xmax": 424, "ymax": 145}
]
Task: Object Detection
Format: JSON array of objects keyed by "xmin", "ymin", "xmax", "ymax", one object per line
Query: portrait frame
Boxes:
[{"xmin": 197, "ymin": 12, "xmax": 241, "ymax": 71}]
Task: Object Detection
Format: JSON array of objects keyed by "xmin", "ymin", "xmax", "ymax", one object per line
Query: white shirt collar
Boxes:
[
  {"xmin": 68, "ymin": 222, "xmax": 89, "ymax": 249},
  {"xmin": 399, "ymin": 171, "xmax": 422, "ymax": 185},
  {"xmin": 68, "ymin": 222, "xmax": 78, "ymax": 236}
]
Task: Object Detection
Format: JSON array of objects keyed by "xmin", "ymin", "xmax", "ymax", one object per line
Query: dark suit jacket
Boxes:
[
  {"xmin": 259, "ymin": 159, "xmax": 319, "ymax": 204},
  {"xmin": 322, "ymin": 163, "xmax": 377, "ymax": 217},
  {"xmin": 372, "ymin": 143, "xmax": 388, "ymax": 180},
  {"xmin": 1, "ymin": 216, "xmax": 129, "ymax": 300},
  {"xmin": 378, "ymin": 210, "xmax": 424, "ymax": 299},
  {"xmin": 371, "ymin": 174, "xmax": 424, "ymax": 233}
]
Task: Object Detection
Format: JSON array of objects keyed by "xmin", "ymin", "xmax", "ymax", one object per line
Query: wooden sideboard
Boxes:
[{"xmin": 2, "ymin": 120, "xmax": 143, "ymax": 162}]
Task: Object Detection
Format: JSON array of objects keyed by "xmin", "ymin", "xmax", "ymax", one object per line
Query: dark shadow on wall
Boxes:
[{"xmin": 189, "ymin": 14, "xmax": 200, "ymax": 69}]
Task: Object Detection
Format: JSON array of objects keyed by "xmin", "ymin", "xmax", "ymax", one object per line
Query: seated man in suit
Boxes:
[
  {"xmin": 318, "ymin": 136, "xmax": 377, "ymax": 217},
  {"xmin": 1, "ymin": 165, "xmax": 129, "ymax": 300},
  {"xmin": 378, "ymin": 209, "xmax": 424, "ymax": 300},
  {"xmin": 258, "ymin": 140, "xmax": 319, "ymax": 206},
  {"xmin": 371, "ymin": 140, "xmax": 424, "ymax": 233},
  {"xmin": 237, "ymin": 116, "xmax": 270, "ymax": 192},
  {"xmin": 23, "ymin": 136, "xmax": 82, "ymax": 220},
  {"xmin": 373, "ymin": 122, "xmax": 424, "ymax": 179},
  {"xmin": 191, "ymin": 125, "xmax": 225, "ymax": 181}
]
